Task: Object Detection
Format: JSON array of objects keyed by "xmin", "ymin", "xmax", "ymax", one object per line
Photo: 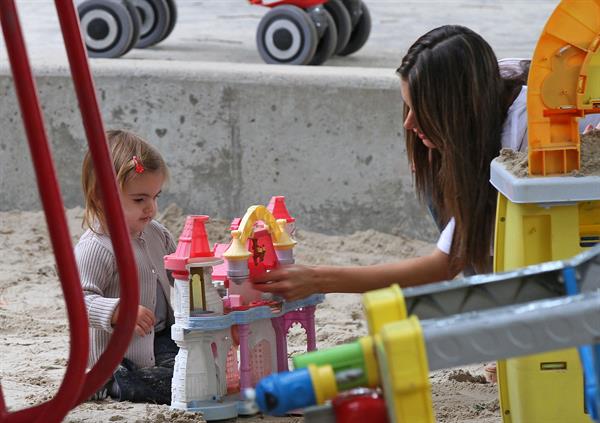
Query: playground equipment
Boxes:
[
  {"xmin": 76, "ymin": 0, "xmax": 371, "ymax": 64},
  {"xmin": 490, "ymin": 1, "xmax": 600, "ymax": 421},
  {"xmin": 163, "ymin": 196, "xmax": 324, "ymax": 420},
  {"xmin": 252, "ymin": 245, "xmax": 600, "ymax": 422},
  {"xmin": 0, "ymin": 0, "xmax": 139, "ymax": 422}
]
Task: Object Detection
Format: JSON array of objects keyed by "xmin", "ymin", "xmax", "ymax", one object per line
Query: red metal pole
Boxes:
[
  {"xmin": 0, "ymin": 0, "xmax": 140, "ymax": 420},
  {"xmin": 0, "ymin": 384, "xmax": 7, "ymax": 421},
  {"xmin": 0, "ymin": 1, "xmax": 88, "ymax": 422},
  {"xmin": 53, "ymin": 0, "xmax": 140, "ymax": 404}
]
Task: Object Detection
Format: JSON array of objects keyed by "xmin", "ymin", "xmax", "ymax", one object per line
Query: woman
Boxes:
[{"xmin": 253, "ymin": 25, "xmax": 529, "ymax": 301}]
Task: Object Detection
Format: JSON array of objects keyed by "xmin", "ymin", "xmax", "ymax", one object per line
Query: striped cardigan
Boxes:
[{"xmin": 75, "ymin": 220, "xmax": 176, "ymax": 369}]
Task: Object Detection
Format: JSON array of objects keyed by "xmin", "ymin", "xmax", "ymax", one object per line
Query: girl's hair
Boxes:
[
  {"xmin": 397, "ymin": 25, "xmax": 527, "ymax": 273},
  {"xmin": 82, "ymin": 129, "xmax": 168, "ymax": 232}
]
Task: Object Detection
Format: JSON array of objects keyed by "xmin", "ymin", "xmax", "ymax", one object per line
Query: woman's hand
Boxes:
[
  {"xmin": 252, "ymin": 264, "xmax": 321, "ymax": 301},
  {"xmin": 112, "ymin": 305, "xmax": 156, "ymax": 337}
]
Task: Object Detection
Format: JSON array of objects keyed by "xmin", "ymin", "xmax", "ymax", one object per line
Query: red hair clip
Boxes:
[{"xmin": 132, "ymin": 156, "xmax": 145, "ymax": 174}]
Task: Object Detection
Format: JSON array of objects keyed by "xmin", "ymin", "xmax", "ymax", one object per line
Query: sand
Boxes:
[
  {"xmin": 498, "ymin": 129, "xmax": 600, "ymax": 177},
  {"xmin": 0, "ymin": 206, "xmax": 500, "ymax": 423}
]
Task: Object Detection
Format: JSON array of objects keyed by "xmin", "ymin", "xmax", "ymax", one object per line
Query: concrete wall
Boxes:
[{"xmin": 0, "ymin": 60, "xmax": 436, "ymax": 241}]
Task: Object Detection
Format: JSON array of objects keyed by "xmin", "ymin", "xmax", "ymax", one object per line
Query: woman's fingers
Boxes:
[
  {"xmin": 253, "ymin": 280, "xmax": 290, "ymax": 294},
  {"xmin": 252, "ymin": 268, "xmax": 285, "ymax": 284},
  {"xmin": 251, "ymin": 264, "xmax": 316, "ymax": 301}
]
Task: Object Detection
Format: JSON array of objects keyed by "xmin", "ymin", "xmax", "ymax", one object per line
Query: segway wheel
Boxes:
[
  {"xmin": 158, "ymin": 0, "xmax": 177, "ymax": 42},
  {"xmin": 122, "ymin": 0, "xmax": 142, "ymax": 54},
  {"xmin": 256, "ymin": 5, "xmax": 318, "ymax": 65},
  {"xmin": 308, "ymin": 9, "xmax": 337, "ymax": 65},
  {"xmin": 338, "ymin": 0, "xmax": 371, "ymax": 56},
  {"xmin": 131, "ymin": 0, "xmax": 171, "ymax": 48},
  {"xmin": 78, "ymin": 0, "xmax": 137, "ymax": 58},
  {"xmin": 324, "ymin": 0, "xmax": 352, "ymax": 54}
]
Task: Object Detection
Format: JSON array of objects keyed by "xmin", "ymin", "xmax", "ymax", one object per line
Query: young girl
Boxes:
[
  {"xmin": 252, "ymin": 25, "xmax": 530, "ymax": 301},
  {"xmin": 76, "ymin": 129, "xmax": 178, "ymax": 403}
]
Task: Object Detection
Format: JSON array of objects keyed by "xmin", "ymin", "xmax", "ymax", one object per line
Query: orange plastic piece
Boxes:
[{"xmin": 528, "ymin": 0, "xmax": 600, "ymax": 175}]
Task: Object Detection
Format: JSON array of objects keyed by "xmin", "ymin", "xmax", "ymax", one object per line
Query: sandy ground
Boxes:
[{"xmin": 0, "ymin": 206, "xmax": 500, "ymax": 422}]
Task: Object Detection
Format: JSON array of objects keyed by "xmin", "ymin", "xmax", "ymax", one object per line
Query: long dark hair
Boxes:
[{"xmin": 397, "ymin": 25, "xmax": 525, "ymax": 273}]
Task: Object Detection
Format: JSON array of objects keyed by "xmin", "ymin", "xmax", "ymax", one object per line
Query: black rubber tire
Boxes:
[
  {"xmin": 338, "ymin": 0, "xmax": 371, "ymax": 56},
  {"xmin": 122, "ymin": 0, "xmax": 142, "ymax": 54},
  {"xmin": 158, "ymin": 0, "xmax": 177, "ymax": 42},
  {"xmin": 324, "ymin": 0, "xmax": 351, "ymax": 55},
  {"xmin": 309, "ymin": 9, "xmax": 337, "ymax": 65},
  {"xmin": 131, "ymin": 0, "xmax": 170, "ymax": 48},
  {"xmin": 78, "ymin": 0, "xmax": 136, "ymax": 58},
  {"xmin": 256, "ymin": 5, "xmax": 318, "ymax": 65}
]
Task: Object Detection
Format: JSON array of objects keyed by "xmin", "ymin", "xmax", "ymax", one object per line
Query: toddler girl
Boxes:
[{"xmin": 76, "ymin": 129, "xmax": 177, "ymax": 404}]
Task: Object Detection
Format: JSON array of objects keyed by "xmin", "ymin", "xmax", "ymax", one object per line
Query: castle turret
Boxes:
[
  {"xmin": 267, "ymin": 195, "xmax": 296, "ymax": 235},
  {"xmin": 164, "ymin": 215, "xmax": 224, "ymax": 323}
]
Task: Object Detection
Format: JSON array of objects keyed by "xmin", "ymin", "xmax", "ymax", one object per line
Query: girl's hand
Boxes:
[
  {"xmin": 111, "ymin": 305, "xmax": 156, "ymax": 337},
  {"xmin": 134, "ymin": 306, "xmax": 156, "ymax": 337},
  {"xmin": 252, "ymin": 265, "xmax": 321, "ymax": 301}
]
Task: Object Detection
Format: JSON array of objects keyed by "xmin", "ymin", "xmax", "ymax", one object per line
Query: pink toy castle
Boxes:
[{"xmin": 163, "ymin": 196, "xmax": 323, "ymax": 420}]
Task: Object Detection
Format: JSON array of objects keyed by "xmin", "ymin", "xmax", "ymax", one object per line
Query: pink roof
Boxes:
[
  {"xmin": 229, "ymin": 217, "xmax": 241, "ymax": 231},
  {"xmin": 164, "ymin": 215, "xmax": 213, "ymax": 274},
  {"xmin": 267, "ymin": 196, "xmax": 295, "ymax": 223},
  {"xmin": 211, "ymin": 242, "xmax": 230, "ymax": 281}
]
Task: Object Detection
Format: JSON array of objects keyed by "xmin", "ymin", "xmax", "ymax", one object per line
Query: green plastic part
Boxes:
[{"xmin": 292, "ymin": 341, "xmax": 368, "ymax": 390}]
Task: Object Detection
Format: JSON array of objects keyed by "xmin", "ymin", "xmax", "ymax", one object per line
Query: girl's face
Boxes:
[
  {"xmin": 400, "ymin": 79, "xmax": 436, "ymax": 149},
  {"xmin": 119, "ymin": 170, "xmax": 165, "ymax": 236}
]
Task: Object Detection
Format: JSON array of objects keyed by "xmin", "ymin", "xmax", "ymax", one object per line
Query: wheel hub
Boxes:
[
  {"xmin": 264, "ymin": 19, "xmax": 301, "ymax": 61},
  {"xmin": 273, "ymin": 28, "xmax": 293, "ymax": 51},
  {"xmin": 88, "ymin": 18, "xmax": 109, "ymax": 40},
  {"xmin": 80, "ymin": 9, "xmax": 119, "ymax": 50}
]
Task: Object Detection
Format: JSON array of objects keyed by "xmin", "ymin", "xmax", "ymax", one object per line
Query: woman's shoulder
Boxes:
[
  {"xmin": 499, "ymin": 58, "xmax": 530, "ymax": 82},
  {"xmin": 508, "ymin": 85, "xmax": 527, "ymax": 111},
  {"xmin": 501, "ymin": 86, "xmax": 528, "ymax": 152}
]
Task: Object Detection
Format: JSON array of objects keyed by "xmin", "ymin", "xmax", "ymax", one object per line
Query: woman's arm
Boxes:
[{"xmin": 252, "ymin": 247, "xmax": 456, "ymax": 301}]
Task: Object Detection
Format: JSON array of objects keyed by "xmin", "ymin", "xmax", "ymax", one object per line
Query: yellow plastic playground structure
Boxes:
[
  {"xmin": 528, "ymin": 0, "xmax": 600, "ymax": 175},
  {"xmin": 495, "ymin": 1, "xmax": 600, "ymax": 421}
]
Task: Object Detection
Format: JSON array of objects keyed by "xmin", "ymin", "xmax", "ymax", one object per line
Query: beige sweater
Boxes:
[{"xmin": 75, "ymin": 220, "xmax": 176, "ymax": 368}]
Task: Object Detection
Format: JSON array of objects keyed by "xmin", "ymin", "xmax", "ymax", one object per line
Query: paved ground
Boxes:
[{"xmin": 2, "ymin": 0, "xmax": 558, "ymax": 68}]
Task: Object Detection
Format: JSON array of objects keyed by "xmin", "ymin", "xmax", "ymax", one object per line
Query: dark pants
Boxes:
[{"xmin": 111, "ymin": 327, "xmax": 179, "ymax": 405}]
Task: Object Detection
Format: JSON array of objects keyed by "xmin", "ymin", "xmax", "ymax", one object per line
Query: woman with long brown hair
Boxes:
[{"xmin": 253, "ymin": 25, "xmax": 529, "ymax": 299}]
